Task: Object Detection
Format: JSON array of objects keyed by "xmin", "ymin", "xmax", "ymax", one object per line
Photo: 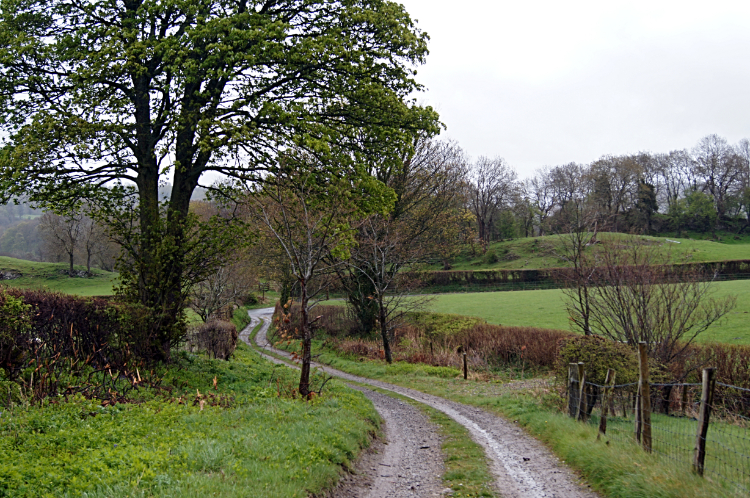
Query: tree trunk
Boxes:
[
  {"xmin": 86, "ymin": 249, "xmax": 91, "ymax": 275},
  {"xmin": 298, "ymin": 279, "xmax": 311, "ymax": 397},
  {"xmin": 379, "ymin": 297, "xmax": 393, "ymax": 364},
  {"xmin": 68, "ymin": 251, "xmax": 74, "ymax": 277}
]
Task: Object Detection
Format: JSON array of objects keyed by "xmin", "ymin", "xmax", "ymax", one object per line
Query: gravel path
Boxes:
[
  {"xmin": 240, "ymin": 311, "xmax": 446, "ymax": 498},
  {"xmin": 242, "ymin": 308, "xmax": 599, "ymax": 498}
]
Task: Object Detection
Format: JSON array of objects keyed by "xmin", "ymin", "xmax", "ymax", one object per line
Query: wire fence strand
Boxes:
[{"xmin": 567, "ymin": 378, "xmax": 750, "ymax": 496}]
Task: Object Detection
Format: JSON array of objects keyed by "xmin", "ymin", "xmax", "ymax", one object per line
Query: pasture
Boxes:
[
  {"xmin": 433, "ymin": 232, "xmax": 750, "ymax": 271},
  {"xmin": 423, "ymin": 279, "xmax": 750, "ymax": 344},
  {"xmin": 0, "ymin": 256, "xmax": 116, "ymax": 296}
]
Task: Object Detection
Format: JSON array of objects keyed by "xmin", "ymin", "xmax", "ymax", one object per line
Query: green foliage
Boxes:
[
  {"xmin": 0, "ymin": 0, "xmax": 439, "ymax": 360},
  {"xmin": 483, "ymin": 249, "xmax": 499, "ymax": 265},
  {"xmin": 556, "ymin": 336, "xmax": 640, "ymax": 385},
  {"xmin": 668, "ymin": 190, "xmax": 718, "ymax": 232},
  {"xmin": 0, "ymin": 290, "xmax": 31, "ymax": 343},
  {"xmin": 0, "ymin": 343, "xmax": 379, "ymax": 497}
]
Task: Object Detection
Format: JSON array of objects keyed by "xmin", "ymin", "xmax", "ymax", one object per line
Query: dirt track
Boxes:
[{"xmin": 241, "ymin": 308, "xmax": 599, "ymax": 498}]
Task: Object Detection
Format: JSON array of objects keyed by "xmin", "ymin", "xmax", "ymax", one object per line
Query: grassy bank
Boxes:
[
  {"xmin": 422, "ymin": 279, "xmax": 750, "ymax": 344},
  {"xmin": 0, "ymin": 337, "xmax": 379, "ymax": 497},
  {"xmin": 432, "ymin": 233, "xmax": 750, "ymax": 272},
  {"xmin": 0, "ymin": 256, "xmax": 116, "ymax": 296}
]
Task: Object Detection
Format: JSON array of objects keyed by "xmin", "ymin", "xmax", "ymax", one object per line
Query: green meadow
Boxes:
[
  {"xmin": 0, "ymin": 256, "xmax": 116, "ymax": 296},
  {"xmin": 423, "ymin": 279, "xmax": 750, "ymax": 344},
  {"xmin": 432, "ymin": 232, "xmax": 750, "ymax": 271}
]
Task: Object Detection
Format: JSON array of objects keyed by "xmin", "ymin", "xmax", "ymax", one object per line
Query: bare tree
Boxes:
[
  {"xmin": 247, "ymin": 163, "xmax": 364, "ymax": 397},
  {"xmin": 467, "ymin": 156, "xmax": 517, "ymax": 243},
  {"xmin": 338, "ymin": 137, "xmax": 468, "ymax": 339},
  {"xmin": 574, "ymin": 236, "xmax": 736, "ymax": 365},
  {"xmin": 526, "ymin": 167, "xmax": 556, "ymax": 236},
  {"xmin": 76, "ymin": 215, "xmax": 110, "ymax": 274},
  {"xmin": 189, "ymin": 256, "xmax": 256, "ymax": 322},
  {"xmin": 555, "ymin": 201, "xmax": 600, "ymax": 335},
  {"xmin": 347, "ymin": 216, "xmax": 433, "ymax": 363},
  {"xmin": 38, "ymin": 212, "xmax": 83, "ymax": 276},
  {"xmin": 693, "ymin": 134, "xmax": 743, "ymax": 222}
]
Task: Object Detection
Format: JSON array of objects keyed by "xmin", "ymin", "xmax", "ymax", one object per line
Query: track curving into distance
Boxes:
[{"xmin": 241, "ymin": 308, "xmax": 599, "ymax": 498}]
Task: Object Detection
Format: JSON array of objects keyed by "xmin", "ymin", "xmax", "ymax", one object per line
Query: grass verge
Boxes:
[{"xmin": 0, "ymin": 339, "xmax": 378, "ymax": 497}]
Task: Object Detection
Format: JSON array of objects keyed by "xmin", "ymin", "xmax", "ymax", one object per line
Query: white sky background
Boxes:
[{"xmin": 400, "ymin": 0, "xmax": 750, "ymax": 178}]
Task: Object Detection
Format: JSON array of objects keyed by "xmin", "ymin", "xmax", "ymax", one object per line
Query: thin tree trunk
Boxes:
[
  {"xmin": 68, "ymin": 251, "xmax": 74, "ymax": 277},
  {"xmin": 298, "ymin": 279, "xmax": 312, "ymax": 397},
  {"xmin": 379, "ymin": 296, "xmax": 393, "ymax": 364}
]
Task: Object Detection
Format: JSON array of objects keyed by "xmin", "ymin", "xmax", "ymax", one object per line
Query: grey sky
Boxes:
[{"xmin": 401, "ymin": 0, "xmax": 750, "ymax": 177}]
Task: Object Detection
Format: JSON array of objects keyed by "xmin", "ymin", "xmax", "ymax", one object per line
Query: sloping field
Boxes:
[
  {"xmin": 434, "ymin": 232, "xmax": 750, "ymax": 271},
  {"xmin": 424, "ymin": 279, "xmax": 750, "ymax": 344},
  {"xmin": 0, "ymin": 256, "xmax": 116, "ymax": 296}
]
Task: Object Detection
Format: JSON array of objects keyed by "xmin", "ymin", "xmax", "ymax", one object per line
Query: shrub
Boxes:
[
  {"xmin": 187, "ymin": 320, "xmax": 238, "ymax": 360},
  {"xmin": 0, "ymin": 379, "xmax": 22, "ymax": 407},
  {"xmin": 484, "ymin": 250, "xmax": 499, "ymax": 264},
  {"xmin": 275, "ymin": 302, "xmax": 358, "ymax": 339},
  {"xmin": 556, "ymin": 335, "xmax": 641, "ymax": 385},
  {"xmin": 450, "ymin": 324, "xmax": 571, "ymax": 369}
]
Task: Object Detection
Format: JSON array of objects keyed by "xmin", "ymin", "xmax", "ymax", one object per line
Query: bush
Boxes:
[
  {"xmin": 484, "ymin": 250, "xmax": 499, "ymax": 264},
  {"xmin": 187, "ymin": 320, "xmax": 238, "ymax": 360},
  {"xmin": 556, "ymin": 335, "xmax": 641, "ymax": 385},
  {"xmin": 0, "ymin": 379, "xmax": 22, "ymax": 407}
]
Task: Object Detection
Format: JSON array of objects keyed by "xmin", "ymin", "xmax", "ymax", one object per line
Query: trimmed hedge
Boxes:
[{"xmin": 0, "ymin": 287, "xmax": 165, "ymax": 402}]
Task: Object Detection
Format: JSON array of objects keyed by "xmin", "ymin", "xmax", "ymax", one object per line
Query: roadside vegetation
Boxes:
[
  {"xmin": 271, "ymin": 301, "xmax": 750, "ymax": 497},
  {"xmin": 0, "ymin": 331, "xmax": 379, "ymax": 497}
]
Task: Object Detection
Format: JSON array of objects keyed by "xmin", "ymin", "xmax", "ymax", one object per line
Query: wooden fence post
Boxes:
[
  {"xmin": 568, "ymin": 363, "xmax": 579, "ymax": 418},
  {"xmin": 693, "ymin": 367, "xmax": 717, "ymax": 476},
  {"xmin": 598, "ymin": 368, "xmax": 616, "ymax": 440},
  {"xmin": 638, "ymin": 342, "xmax": 652, "ymax": 453},
  {"xmin": 577, "ymin": 362, "xmax": 587, "ymax": 422},
  {"xmin": 463, "ymin": 351, "xmax": 468, "ymax": 380}
]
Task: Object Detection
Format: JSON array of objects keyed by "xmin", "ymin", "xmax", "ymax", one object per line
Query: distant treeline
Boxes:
[{"xmin": 464, "ymin": 134, "xmax": 750, "ymax": 243}]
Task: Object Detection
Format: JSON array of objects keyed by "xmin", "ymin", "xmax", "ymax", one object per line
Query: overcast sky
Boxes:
[{"xmin": 400, "ymin": 0, "xmax": 750, "ymax": 178}]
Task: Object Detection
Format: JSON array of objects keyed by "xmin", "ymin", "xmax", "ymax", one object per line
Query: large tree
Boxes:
[{"xmin": 0, "ymin": 0, "xmax": 438, "ymax": 358}]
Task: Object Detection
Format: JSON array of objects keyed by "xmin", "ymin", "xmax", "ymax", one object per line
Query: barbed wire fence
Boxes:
[{"xmin": 567, "ymin": 343, "xmax": 750, "ymax": 496}]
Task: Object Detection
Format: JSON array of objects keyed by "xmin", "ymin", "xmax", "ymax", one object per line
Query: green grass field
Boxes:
[
  {"xmin": 0, "ymin": 256, "xmax": 117, "ymax": 296},
  {"xmin": 423, "ymin": 279, "xmax": 750, "ymax": 344},
  {"xmin": 433, "ymin": 232, "xmax": 750, "ymax": 271}
]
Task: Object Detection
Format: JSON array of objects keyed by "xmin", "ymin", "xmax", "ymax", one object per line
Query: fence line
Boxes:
[{"xmin": 567, "ymin": 349, "xmax": 750, "ymax": 496}]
